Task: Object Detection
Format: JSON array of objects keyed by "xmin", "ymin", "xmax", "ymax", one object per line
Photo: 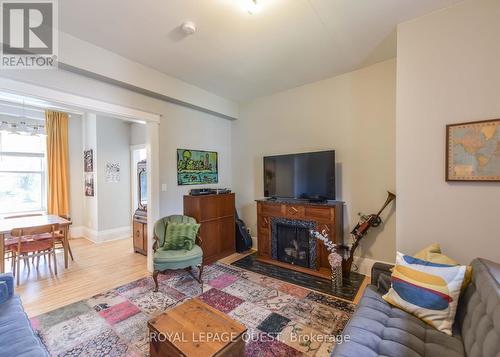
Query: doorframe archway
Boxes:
[{"xmin": 0, "ymin": 77, "xmax": 161, "ymax": 272}]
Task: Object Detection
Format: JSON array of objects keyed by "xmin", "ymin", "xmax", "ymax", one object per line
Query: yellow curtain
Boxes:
[{"xmin": 45, "ymin": 110, "xmax": 69, "ymax": 216}]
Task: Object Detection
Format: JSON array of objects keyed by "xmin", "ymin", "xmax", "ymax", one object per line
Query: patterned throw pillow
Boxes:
[
  {"xmin": 383, "ymin": 252, "xmax": 466, "ymax": 335},
  {"xmin": 413, "ymin": 243, "xmax": 472, "ymax": 292},
  {"xmin": 163, "ymin": 222, "xmax": 200, "ymax": 251}
]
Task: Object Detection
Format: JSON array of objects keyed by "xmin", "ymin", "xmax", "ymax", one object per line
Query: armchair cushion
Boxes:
[
  {"xmin": 154, "ymin": 215, "xmax": 197, "ymax": 248},
  {"xmin": 154, "ymin": 244, "xmax": 203, "ymax": 271},
  {"xmin": 163, "ymin": 222, "xmax": 200, "ymax": 251}
]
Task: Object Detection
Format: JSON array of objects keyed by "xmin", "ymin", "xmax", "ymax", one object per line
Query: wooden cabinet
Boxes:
[
  {"xmin": 256, "ymin": 199, "xmax": 343, "ymax": 278},
  {"xmin": 184, "ymin": 193, "xmax": 236, "ymax": 264},
  {"xmin": 133, "ymin": 210, "xmax": 147, "ymax": 255}
]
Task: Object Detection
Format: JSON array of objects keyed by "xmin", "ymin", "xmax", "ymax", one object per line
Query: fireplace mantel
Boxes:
[{"xmin": 255, "ymin": 199, "xmax": 344, "ymax": 279}]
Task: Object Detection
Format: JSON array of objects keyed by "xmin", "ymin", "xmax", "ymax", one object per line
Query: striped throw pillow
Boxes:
[
  {"xmin": 163, "ymin": 222, "xmax": 200, "ymax": 251},
  {"xmin": 383, "ymin": 252, "xmax": 466, "ymax": 335}
]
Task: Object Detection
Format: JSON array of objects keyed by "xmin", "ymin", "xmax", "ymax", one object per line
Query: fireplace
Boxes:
[{"xmin": 271, "ymin": 218, "xmax": 317, "ymax": 269}]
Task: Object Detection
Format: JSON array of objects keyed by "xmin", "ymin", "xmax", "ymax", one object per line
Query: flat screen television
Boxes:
[{"xmin": 263, "ymin": 150, "xmax": 335, "ymax": 201}]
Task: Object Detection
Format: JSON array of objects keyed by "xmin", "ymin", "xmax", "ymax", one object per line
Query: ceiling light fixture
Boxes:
[
  {"xmin": 181, "ymin": 21, "xmax": 197, "ymax": 35},
  {"xmin": 245, "ymin": 0, "xmax": 260, "ymax": 14}
]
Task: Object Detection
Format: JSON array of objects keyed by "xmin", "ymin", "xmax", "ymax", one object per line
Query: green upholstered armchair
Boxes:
[{"xmin": 152, "ymin": 215, "xmax": 203, "ymax": 292}]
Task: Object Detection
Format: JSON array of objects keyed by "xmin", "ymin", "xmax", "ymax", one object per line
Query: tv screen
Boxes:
[{"xmin": 263, "ymin": 150, "xmax": 335, "ymax": 200}]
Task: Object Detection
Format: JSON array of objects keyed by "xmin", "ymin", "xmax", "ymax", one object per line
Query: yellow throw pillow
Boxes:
[
  {"xmin": 383, "ymin": 252, "xmax": 466, "ymax": 335},
  {"xmin": 413, "ymin": 244, "xmax": 472, "ymax": 292}
]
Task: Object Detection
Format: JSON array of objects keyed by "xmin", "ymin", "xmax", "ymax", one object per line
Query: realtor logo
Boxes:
[{"xmin": 1, "ymin": 0, "xmax": 58, "ymax": 68}]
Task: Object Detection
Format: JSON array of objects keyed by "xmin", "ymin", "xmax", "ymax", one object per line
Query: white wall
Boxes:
[
  {"xmin": 396, "ymin": 0, "xmax": 500, "ymax": 263},
  {"xmin": 158, "ymin": 106, "xmax": 232, "ymax": 216},
  {"xmin": 130, "ymin": 123, "xmax": 146, "ymax": 146},
  {"xmin": 233, "ymin": 59, "xmax": 396, "ymax": 263},
  {"xmin": 96, "ymin": 115, "xmax": 131, "ymax": 231},
  {"xmin": 67, "ymin": 114, "xmax": 84, "ymax": 227}
]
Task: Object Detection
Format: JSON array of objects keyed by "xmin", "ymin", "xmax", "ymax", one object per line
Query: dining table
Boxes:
[{"xmin": 0, "ymin": 215, "xmax": 71, "ymax": 273}]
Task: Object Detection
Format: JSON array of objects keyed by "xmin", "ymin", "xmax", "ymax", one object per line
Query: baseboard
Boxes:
[
  {"xmin": 69, "ymin": 226, "xmax": 85, "ymax": 238},
  {"xmin": 352, "ymin": 256, "xmax": 393, "ymax": 277},
  {"xmin": 79, "ymin": 226, "xmax": 132, "ymax": 243},
  {"xmin": 251, "ymin": 236, "xmax": 258, "ymax": 250}
]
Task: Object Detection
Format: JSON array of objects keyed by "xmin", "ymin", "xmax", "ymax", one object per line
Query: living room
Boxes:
[{"xmin": 0, "ymin": 0, "xmax": 498, "ymax": 356}]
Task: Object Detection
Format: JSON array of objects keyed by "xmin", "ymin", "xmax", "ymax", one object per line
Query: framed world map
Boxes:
[{"xmin": 446, "ymin": 118, "xmax": 500, "ymax": 181}]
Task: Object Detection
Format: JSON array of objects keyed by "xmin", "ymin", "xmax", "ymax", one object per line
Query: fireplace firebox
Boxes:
[{"xmin": 271, "ymin": 218, "xmax": 317, "ymax": 270}]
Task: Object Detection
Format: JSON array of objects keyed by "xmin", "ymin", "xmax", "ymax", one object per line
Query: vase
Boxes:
[{"xmin": 331, "ymin": 264, "xmax": 343, "ymax": 289}]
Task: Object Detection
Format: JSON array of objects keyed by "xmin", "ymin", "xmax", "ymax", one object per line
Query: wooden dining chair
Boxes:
[
  {"xmin": 10, "ymin": 224, "xmax": 59, "ymax": 285},
  {"xmin": 3, "ymin": 214, "xmax": 43, "ymax": 268},
  {"xmin": 33, "ymin": 215, "xmax": 74, "ymax": 261}
]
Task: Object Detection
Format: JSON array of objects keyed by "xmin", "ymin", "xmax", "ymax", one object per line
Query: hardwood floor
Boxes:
[
  {"xmin": 7, "ymin": 241, "xmax": 368, "ymax": 318},
  {"xmin": 6, "ymin": 237, "xmax": 148, "ymax": 317}
]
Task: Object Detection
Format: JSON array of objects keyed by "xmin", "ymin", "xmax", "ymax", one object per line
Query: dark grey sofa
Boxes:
[
  {"xmin": 0, "ymin": 273, "xmax": 48, "ymax": 357},
  {"xmin": 332, "ymin": 258, "xmax": 500, "ymax": 357}
]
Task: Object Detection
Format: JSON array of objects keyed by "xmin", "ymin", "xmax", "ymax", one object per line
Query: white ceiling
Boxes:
[{"xmin": 59, "ymin": 0, "xmax": 462, "ymax": 102}]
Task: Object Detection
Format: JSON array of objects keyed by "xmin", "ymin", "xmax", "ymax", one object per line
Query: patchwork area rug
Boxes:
[
  {"xmin": 30, "ymin": 263, "xmax": 355, "ymax": 357},
  {"xmin": 232, "ymin": 253, "xmax": 365, "ymax": 301}
]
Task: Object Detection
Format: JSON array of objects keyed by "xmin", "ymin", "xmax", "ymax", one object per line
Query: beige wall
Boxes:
[
  {"xmin": 233, "ymin": 59, "xmax": 396, "ymax": 263},
  {"xmin": 396, "ymin": 0, "xmax": 500, "ymax": 263}
]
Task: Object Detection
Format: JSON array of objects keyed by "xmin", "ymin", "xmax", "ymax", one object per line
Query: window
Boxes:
[{"xmin": 0, "ymin": 132, "xmax": 46, "ymax": 214}]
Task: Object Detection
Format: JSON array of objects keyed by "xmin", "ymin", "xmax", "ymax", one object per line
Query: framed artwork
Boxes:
[
  {"xmin": 177, "ymin": 149, "xmax": 218, "ymax": 185},
  {"xmin": 85, "ymin": 174, "xmax": 94, "ymax": 197},
  {"xmin": 105, "ymin": 162, "xmax": 120, "ymax": 183},
  {"xmin": 446, "ymin": 118, "xmax": 500, "ymax": 181},
  {"xmin": 84, "ymin": 149, "xmax": 94, "ymax": 173}
]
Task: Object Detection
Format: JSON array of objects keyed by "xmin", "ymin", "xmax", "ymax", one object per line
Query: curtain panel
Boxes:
[{"xmin": 45, "ymin": 110, "xmax": 69, "ymax": 216}]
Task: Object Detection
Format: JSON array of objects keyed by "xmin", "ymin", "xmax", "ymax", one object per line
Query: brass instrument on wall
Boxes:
[{"xmin": 341, "ymin": 191, "xmax": 396, "ymax": 278}]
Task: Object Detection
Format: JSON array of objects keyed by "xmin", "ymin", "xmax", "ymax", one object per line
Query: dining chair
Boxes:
[
  {"xmin": 33, "ymin": 215, "xmax": 74, "ymax": 261},
  {"xmin": 3, "ymin": 214, "xmax": 43, "ymax": 269},
  {"xmin": 10, "ymin": 224, "xmax": 59, "ymax": 285}
]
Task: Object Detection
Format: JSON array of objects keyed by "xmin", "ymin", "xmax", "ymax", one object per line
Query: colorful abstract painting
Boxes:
[{"xmin": 177, "ymin": 149, "xmax": 218, "ymax": 185}]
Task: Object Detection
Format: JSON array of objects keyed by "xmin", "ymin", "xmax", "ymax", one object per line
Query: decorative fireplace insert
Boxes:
[{"xmin": 271, "ymin": 218, "xmax": 317, "ymax": 269}]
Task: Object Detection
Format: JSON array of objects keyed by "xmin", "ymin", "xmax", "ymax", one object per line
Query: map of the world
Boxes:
[{"xmin": 447, "ymin": 119, "xmax": 500, "ymax": 181}]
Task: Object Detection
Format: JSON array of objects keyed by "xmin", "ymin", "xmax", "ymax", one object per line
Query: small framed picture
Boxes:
[
  {"xmin": 85, "ymin": 174, "xmax": 94, "ymax": 197},
  {"xmin": 446, "ymin": 118, "xmax": 500, "ymax": 181},
  {"xmin": 84, "ymin": 149, "xmax": 94, "ymax": 173}
]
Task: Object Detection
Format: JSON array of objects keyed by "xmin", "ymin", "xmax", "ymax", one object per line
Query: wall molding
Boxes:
[
  {"xmin": 73, "ymin": 225, "xmax": 132, "ymax": 243},
  {"xmin": 352, "ymin": 256, "xmax": 393, "ymax": 277}
]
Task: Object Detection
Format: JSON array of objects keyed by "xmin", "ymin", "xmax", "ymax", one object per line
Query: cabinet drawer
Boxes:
[
  {"xmin": 261, "ymin": 204, "xmax": 283, "ymax": 217},
  {"xmin": 133, "ymin": 222, "xmax": 144, "ymax": 251},
  {"xmin": 305, "ymin": 206, "xmax": 333, "ymax": 222}
]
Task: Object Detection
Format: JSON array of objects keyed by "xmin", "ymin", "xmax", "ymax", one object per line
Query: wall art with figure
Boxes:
[{"xmin": 177, "ymin": 149, "xmax": 218, "ymax": 185}]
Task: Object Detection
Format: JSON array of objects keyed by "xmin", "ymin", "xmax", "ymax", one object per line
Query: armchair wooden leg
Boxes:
[
  {"xmin": 153, "ymin": 270, "xmax": 159, "ymax": 292},
  {"xmin": 196, "ymin": 264, "xmax": 203, "ymax": 284}
]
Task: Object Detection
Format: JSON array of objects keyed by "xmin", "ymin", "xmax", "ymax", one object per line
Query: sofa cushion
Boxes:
[
  {"xmin": 455, "ymin": 258, "xmax": 499, "ymax": 357},
  {"xmin": 0, "ymin": 295, "xmax": 48, "ymax": 357},
  {"xmin": 0, "ymin": 281, "xmax": 8, "ymax": 305},
  {"xmin": 331, "ymin": 285, "xmax": 465, "ymax": 357}
]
